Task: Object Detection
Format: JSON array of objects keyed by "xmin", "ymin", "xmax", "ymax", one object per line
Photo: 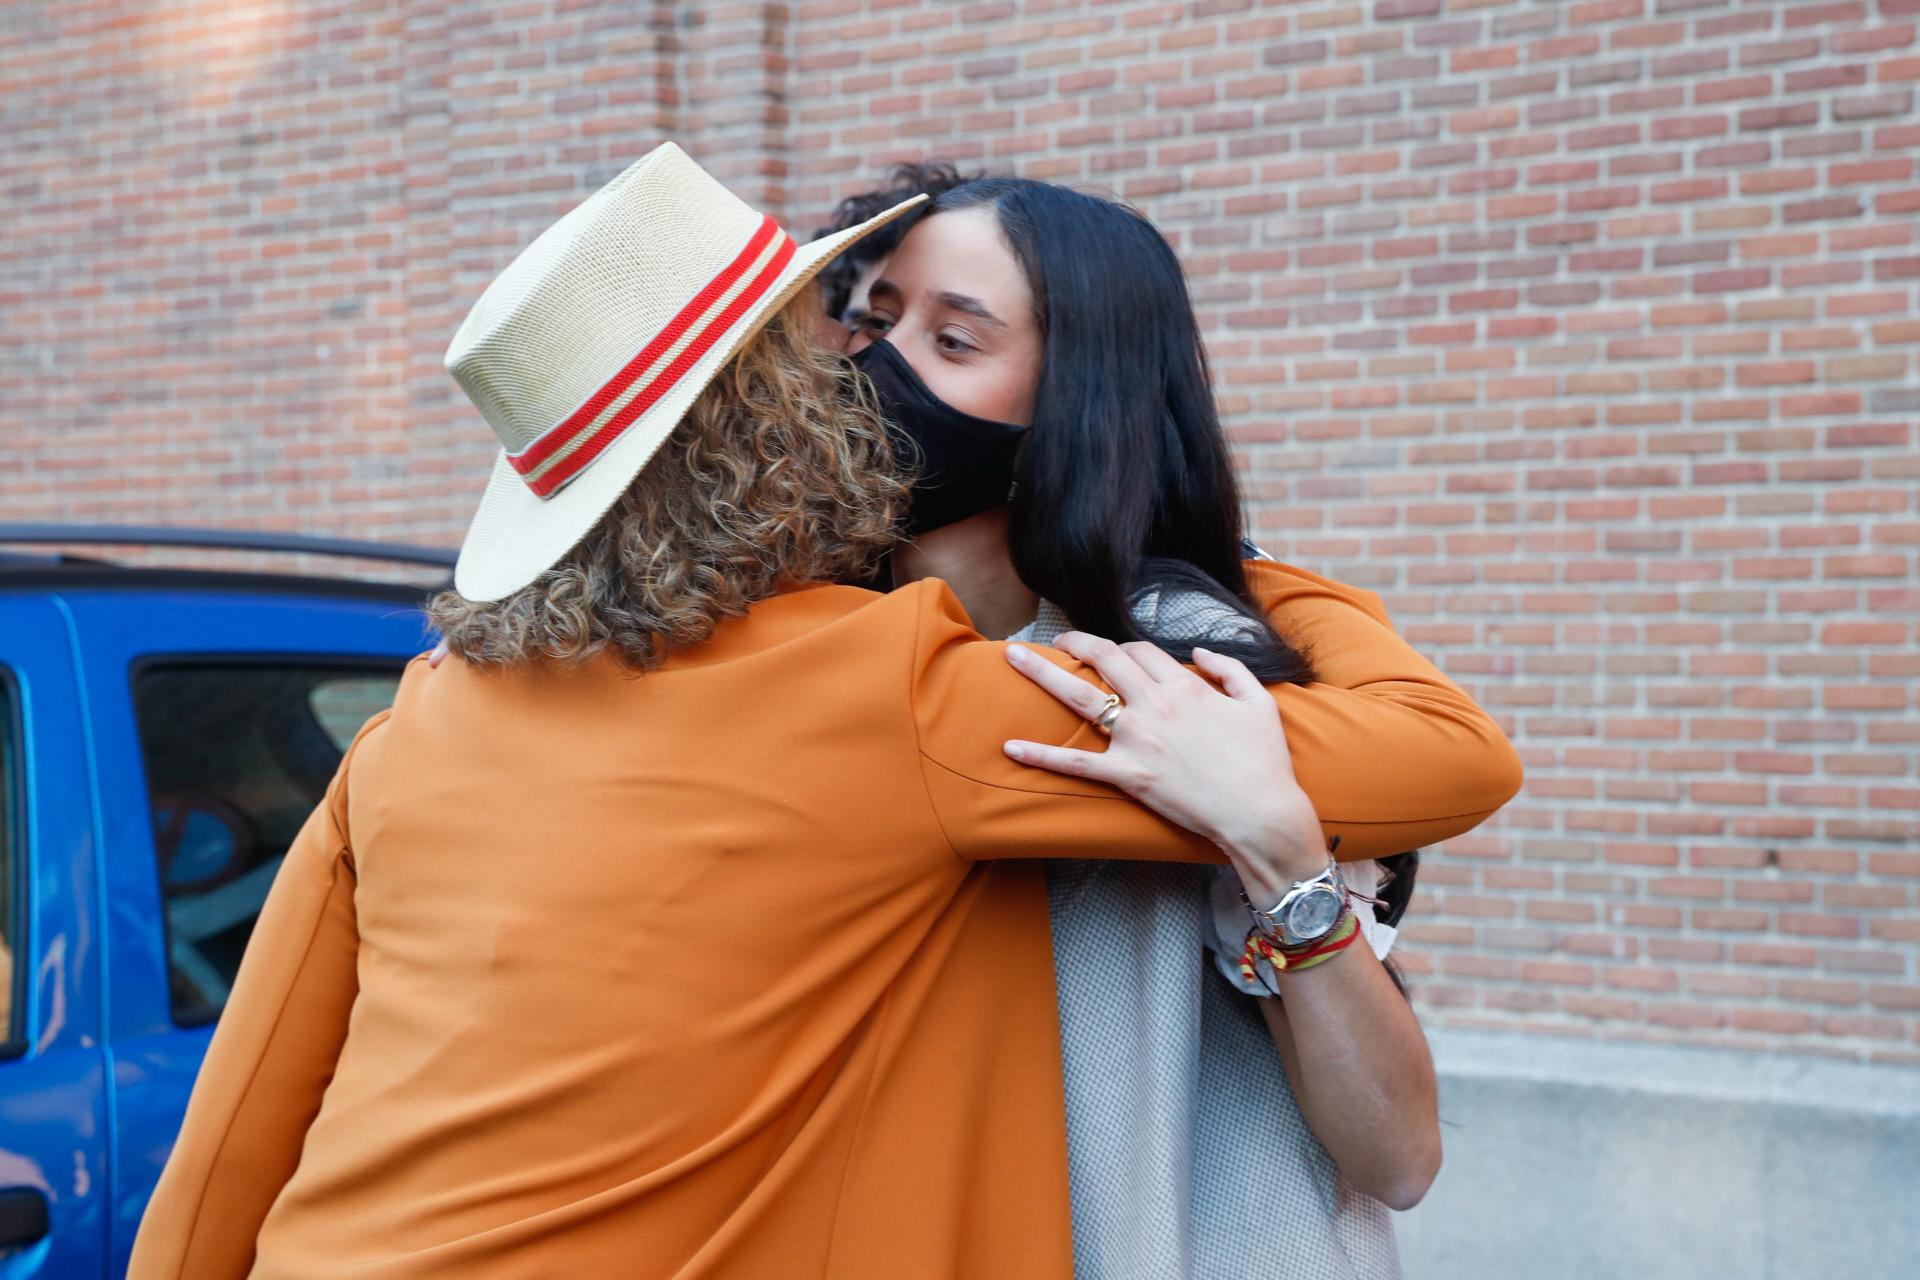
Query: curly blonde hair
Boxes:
[{"xmin": 429, "ymin": 289, "xmax": 908, "ymax": 670}]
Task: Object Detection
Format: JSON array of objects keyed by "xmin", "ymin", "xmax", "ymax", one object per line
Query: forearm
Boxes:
[
  {"xmin": 1259, "ymin": 945, "xmax": 1441, "ymax": 1211},
  {"xmin": 917, "ymin": 570, "xmax": 1521, "ymax": 864},
  {"xmin": 1241, "ymin": 565, "xmax": 1522, "ymax": 857}
]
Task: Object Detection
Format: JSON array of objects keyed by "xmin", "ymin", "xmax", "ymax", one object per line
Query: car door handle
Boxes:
[{"xmin": 0, "ymin": 1188, "xmax": 49, "ymax": 1248}]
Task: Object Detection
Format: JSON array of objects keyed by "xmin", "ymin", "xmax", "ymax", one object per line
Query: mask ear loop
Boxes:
[{"xmin": 1007, "ymin": 429, "xmax": 1033, "ymax": 503}]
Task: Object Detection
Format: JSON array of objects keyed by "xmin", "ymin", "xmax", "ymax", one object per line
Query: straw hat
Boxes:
[{"xmin": 444, "ymin": 142, "xmax": 926, "ymax": 601}]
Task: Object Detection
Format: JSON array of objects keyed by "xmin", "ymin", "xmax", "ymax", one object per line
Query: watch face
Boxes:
[{"xmin": 1285, "ymin": 885, "xmax": 1344, "ymax": 942}]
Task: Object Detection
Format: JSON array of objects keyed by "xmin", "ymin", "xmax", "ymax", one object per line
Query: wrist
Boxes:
[{"xmin": 1217, "ymin": 806, "xmax": 1330, "ymax": 903}]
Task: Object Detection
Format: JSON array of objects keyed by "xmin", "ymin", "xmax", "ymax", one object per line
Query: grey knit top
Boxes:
[{"xmin": 1011, "ymin": 593, "xmax": 1403, "ymax": 1280}]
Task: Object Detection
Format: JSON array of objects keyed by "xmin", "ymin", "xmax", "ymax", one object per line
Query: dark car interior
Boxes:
[{"xmin": 135, "ymin": 664, "xmax": 401, "ymax": 1022}]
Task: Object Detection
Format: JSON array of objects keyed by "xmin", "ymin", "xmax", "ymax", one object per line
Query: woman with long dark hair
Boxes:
[{"xmin": 846, "ymin": 178, "xmax": 1466, "ymax": 1275}]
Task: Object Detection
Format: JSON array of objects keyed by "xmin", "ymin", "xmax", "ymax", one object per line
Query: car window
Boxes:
[
  {"xmin": 309, "ymin": 675, "xmax": 405, "ymax": 752},
  {"xmin": 0, "ymin": 671, "xmax": 20, "ymax": 1056},
  {"xmin": 132, "ymin": 662, "xmax": 402, "ymax": 1024}
]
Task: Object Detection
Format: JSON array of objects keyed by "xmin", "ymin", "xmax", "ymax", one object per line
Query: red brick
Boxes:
[{"xmin": 9, "ymin": 0, "xmax": 1917, "ymax": 1069}]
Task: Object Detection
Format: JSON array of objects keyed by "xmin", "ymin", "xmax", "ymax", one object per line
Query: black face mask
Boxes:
[{"xmin": 849, "ymin": 338, "xmax": 1029, "ymax": 538}]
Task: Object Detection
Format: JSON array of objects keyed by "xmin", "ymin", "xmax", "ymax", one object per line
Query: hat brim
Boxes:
[{"xmin": 451, "ymin": 192, "xmax": 928, "ymax": 603}]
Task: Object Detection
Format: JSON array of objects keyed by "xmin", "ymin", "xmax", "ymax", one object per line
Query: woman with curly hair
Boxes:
[{"xmin": 129, "ymin": 145, "xmax": 1518, "ymax": 1280}]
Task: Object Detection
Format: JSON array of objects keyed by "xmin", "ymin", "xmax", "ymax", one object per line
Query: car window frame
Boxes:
[
  {"xmin": 128, "ymin": 652, "xmax": 407, "ymax": 1028},
  {"xmin": 0, "ymin": 666, "xmax": 26, "ymax": 1060}
]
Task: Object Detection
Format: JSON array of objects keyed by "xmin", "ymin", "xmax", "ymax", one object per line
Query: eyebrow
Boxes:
[
  {"xmin": 937, "ymin": 290, "xmax": 1009, "ymax": 331},
  {"xmin": 867, "ymin": 279, "xmax": 1010, "ymax": 333}
]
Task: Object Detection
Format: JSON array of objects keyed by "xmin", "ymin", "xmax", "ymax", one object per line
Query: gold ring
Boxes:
[{"xmin": 1092, "ymin": 693, "xmax": 1124, "ymax": 736}]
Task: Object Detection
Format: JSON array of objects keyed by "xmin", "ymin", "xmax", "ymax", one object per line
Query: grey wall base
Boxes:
[{"xmin": 1397, "ymin": 1029, "xmax": 1920, "ymax": 1280}]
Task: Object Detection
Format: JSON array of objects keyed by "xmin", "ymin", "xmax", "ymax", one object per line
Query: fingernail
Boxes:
[
  {"xmin": 1006, "ymin": 645, "xmax": 1029, "ymax": 664},
  {"xmin": 1005, "ymin": 742, "xmax": 1025, "ymax": 760}
]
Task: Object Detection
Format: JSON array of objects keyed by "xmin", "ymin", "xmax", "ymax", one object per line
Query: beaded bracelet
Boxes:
[{"xmin": 1237, "ymin": 907, "xmax": 1362, "ymax": 990}]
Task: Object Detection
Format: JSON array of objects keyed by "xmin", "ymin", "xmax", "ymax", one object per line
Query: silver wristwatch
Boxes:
[{"xmin": 1241, "ymin": 860, "xmax": 1349, "ymax": 948}]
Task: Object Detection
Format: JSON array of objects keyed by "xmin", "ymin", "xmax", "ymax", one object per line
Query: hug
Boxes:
[{"xmin": 129, "ymin": 143, "xmax": 1521, "ymax": 1279}]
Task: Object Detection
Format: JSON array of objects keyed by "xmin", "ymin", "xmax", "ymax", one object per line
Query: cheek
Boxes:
[
  {"xmin": 807, "ymin": 309, "xmax": 854, "ymax": 354},
  {"xmin": 1001, "ymin": 359, "xmax": 1039, "ymax": 427},
  {"xmin": 920, "ymin": 359, "xmax": 1035, "ymax": 428}
]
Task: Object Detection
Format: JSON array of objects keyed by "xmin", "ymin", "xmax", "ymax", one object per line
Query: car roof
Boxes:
[
  {"xmin": 0, "ymin": 557, "xmax": 441, "ymax": 608},
  {"xmin": 0, "ymin": 526, "xmax": 453, "ymax": 607}
]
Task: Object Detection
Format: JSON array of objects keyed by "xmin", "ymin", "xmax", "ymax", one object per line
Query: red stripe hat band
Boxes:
[{"xmin": 507, "ymin": 214, "xmax": 797, "ymax": 499}]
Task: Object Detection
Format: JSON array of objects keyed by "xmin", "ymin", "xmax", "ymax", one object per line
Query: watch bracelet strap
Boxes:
[{"xmin": 1239, "ymin": 849, "xmax": 1349, "ymax": 939}]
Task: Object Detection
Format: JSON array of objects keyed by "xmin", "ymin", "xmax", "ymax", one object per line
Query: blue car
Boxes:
[{"xmin": 0, "ymin": 526, "xmax": 445, "ymax": 1278}]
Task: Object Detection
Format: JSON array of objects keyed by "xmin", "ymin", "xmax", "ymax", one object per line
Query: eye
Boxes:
[
  {"xmin": 861, "ymin": 313, "xmax": 894, "ymax": 336},
  {"xmin": 936, "ymin": 330, "xmax": 978, "ymax": 355}
]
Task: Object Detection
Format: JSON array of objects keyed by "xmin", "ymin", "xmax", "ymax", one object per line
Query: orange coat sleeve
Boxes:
[
  {"xmin": 126, "ymin": 712, "xmax": 385, "ymax": 1280},
  {"xmin": 912, "ymin": 561, "xmax": 1522, "ymax": 863}
]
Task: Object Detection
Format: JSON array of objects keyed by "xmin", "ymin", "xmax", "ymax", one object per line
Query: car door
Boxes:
[
  {"xmin": 59, "ymin": 586, "xmax": 423, "ymax": 1277},
  {"xmin": 0, "ymin": 597, "xmax": 110, "ymax": 1279}
]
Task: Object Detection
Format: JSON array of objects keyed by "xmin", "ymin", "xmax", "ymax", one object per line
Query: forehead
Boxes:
[{"xmin": 881, "ymin": 207, "xmax": 1033, "ymax": 323}]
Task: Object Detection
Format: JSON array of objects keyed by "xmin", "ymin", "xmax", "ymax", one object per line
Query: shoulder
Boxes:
[
  {"xmin": 762, "ymin": 577, "xmax": 980, "ymax": 643},
  {"xmin": 322, "ymin": 700, "xmax": 395, "ymax": 835},
  {"xmin": 876, "ymin": 576, "xmax": 987, "ymax": 652},
  {"xmin": 874, "ymin": 575, "xmax": 966, "ymax": 619},
  {"xmin": 381, "ymin": 650, "xmax": 441, "ymax": 735},
  {"xmin": 389, "ymin": 649, "xmax": 435, "ymax": 701},
  {"xmin": 762, "ymin": 577, "xmax": 983, "ymax": 662}
]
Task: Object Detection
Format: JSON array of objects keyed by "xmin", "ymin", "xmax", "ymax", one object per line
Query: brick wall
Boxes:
[{"xmin": 4, "ymin": 0, "xmax": 1917, "ymax": 1063}]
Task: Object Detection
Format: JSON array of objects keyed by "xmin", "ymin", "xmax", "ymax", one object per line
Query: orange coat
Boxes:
[{"xmin": 128, "ymin": 561, "xmax": 1520, "ymax": 1280}]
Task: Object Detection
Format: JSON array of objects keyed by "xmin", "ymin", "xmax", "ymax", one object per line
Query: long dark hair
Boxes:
[
  {"xmin": 925, "ymin": 178, "xmax": 1311, "ymax": 686},
  {"xmin": 926, "ymin": 178, "xmax": 1422, "ymax": 989}
]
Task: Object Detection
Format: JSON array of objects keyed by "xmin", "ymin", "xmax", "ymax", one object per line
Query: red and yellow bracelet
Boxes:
[{"xmin": 1238, "ymin": 908, "xmax": 1362, "ymax": 987}]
